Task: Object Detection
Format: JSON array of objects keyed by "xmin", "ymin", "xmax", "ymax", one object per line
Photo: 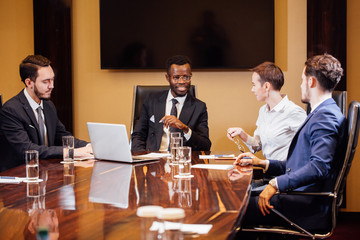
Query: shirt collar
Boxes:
[
  {"xmin": 310, "ymin": 96, "xmax": 332, "ymax": 113},
  {"xmin": 166, "ymin": 89, "xmax": 187, "ymax": 105},
  {"xmin": 266, "ymin": 95, "xmax": 289, "ymax": 112},
  {"xmin": 24, "ymin": 88, "xmax": 43, "ymax": 111}
]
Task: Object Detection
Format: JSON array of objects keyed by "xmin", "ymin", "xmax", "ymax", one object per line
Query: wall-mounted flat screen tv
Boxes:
[{"xmin": 100, "ymin": 0, "xmax": 274, "ymax": 70}]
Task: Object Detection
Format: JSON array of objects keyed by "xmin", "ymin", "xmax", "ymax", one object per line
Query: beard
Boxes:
[
  {"xmin": 34, "ymin": 85, "xmax": 51, "ymax": 100},
  {"xmin": 301, "ymin": 86, "xmax": 310, "ymax": 104}
]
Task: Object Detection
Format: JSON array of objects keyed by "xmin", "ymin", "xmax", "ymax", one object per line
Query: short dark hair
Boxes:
[
  {"xmin": 251, "ymin": 62, "xmax": 284, "ymax": 91},
  {"xmin": 19, "ymin": 55, "xmax": 51, "ymax": 85},
  {"xmin": 166, "ymin": 55, "xmax": 192, "ymax": 74},
  {"xmin": 304, "ymin": 53, "xmax": 343, "ymax": 91}
]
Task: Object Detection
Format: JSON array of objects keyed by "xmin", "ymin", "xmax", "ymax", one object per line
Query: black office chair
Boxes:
[
  {"xmin": 236, "ymin": 100, "xmax": 360, "ymax": 240},
  {"xmin": 130, "ymin": 85, "xmax": 196, "ymax": 133},
  {"xmin": 306, "ymin": 91, "xmax": 347, "ymax": 115},
  {"xmin": 0, "ymin": 94, "xmax": 3, "ymax": 107}
]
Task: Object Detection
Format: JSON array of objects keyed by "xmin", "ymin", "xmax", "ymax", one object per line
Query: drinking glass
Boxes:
[
  {"xmin": 178, "ymin": 146, "xmax": 192, "ymax": 176},
  {"xmin": 157, "ymin": 208, "xmax": 185, "ymax": 240},
  {"xmin": 25, "ymin": 150, "xmax": 39, "ymax": 182},
  {"xmin": 62, "ymin": 136, "xmax": 74, "ymax": 162},
  {"xmin": 170, "ymin": 137, "xmax": 183, "ymax": 165}
]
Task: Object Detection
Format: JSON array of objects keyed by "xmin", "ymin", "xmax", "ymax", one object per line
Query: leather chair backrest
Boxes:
[
  {"xmin": 335, "ymin": 101, "xmax": 360, "ymax": 206},
  {"xmin": 131, "ymin": 85, "xmax": 196, "ymax": 133}
]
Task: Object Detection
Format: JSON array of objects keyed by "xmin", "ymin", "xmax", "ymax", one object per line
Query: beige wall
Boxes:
[
  {"xmin": 0, "ymin": 0, "xmax": 358, "ymax": 211},
  {"xmin": 0, "ymin": 0, "xmax": 34, "ymax": 102},
  {"xmin": 346, "ymin": 0, "xmax": 360, "ymax": 212},
  {"xmin": 72, "ymin": 0, "xmax": 306, "ymax": 153}
]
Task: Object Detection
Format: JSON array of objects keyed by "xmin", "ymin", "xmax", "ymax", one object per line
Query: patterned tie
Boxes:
[
  {"xmin": 36, "ymin": 106, "xmax": 45, "ymax": 145},
  {"xmin": 170, "ymin": 98, "xmax": 178, "ymax": 133}
]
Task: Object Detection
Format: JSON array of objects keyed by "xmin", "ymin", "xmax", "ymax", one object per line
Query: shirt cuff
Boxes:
[
  {"xmin": 264, "ymin": 159, "xmax": 270, "ymax": 172},
  {"xmin": 183, "ymin": 128, "xmax": 192, "ymax": 140},
  {"xmin": 269, "ymin": 178, "xmax": 279, "ymax": 191}
]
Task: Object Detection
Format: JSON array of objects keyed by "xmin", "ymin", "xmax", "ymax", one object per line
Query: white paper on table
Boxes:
[
  {"xmin": 199, "ymin": 154, "xmax": 235, "ymax": 159},
  {"xmin": 192, "ymin": 164, "xmax": 234, "ymax": 170},
  {"xmin": 150, "ymin": 221, "xmax": 213, "ymax": 235}
]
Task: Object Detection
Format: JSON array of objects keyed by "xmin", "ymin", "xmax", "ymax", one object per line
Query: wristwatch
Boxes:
[{"xmin": 269, "ymin": 178, "xmax": 278, "ymax": 191}]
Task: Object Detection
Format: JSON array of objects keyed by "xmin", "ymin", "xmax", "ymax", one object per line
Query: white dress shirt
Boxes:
[
  {"xmin": 24, "ymin": 88, "xmax": 49, "ymax": 146},
  {"xmin": 159, "ymin": 90, "xmax": 192, "ymax": 151},
  {"xmin": 245, "ymin": 95, "xmax": 306, "ymax": 161}
]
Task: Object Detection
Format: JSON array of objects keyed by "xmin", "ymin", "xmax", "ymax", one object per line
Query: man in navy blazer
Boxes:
[
  {"xmin": 131, "ymin": 55, "xmax": 211, "ymax": 151},
  {"xmin": 0, "ymin": 55, "xmax": 93, "ymax": 171},
  {"xmin": 236, "ymin": 54, "xmax": 346, "ymax": 232}
]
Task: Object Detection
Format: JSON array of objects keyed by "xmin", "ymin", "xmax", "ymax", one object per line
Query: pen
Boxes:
[{"xmin": 0, "ymin": 176, "xmax": 18, "ymax": 179}]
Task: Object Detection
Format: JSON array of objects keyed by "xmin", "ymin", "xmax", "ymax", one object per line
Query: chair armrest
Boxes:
[{"xmin": 277, "ymin": 191, "xmax": 336, "ymax": 197}]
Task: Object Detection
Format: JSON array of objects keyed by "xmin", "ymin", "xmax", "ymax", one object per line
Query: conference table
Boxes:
[{"xmin": 0, "ymin": 152, "xmax": 253, "ymax": 239}]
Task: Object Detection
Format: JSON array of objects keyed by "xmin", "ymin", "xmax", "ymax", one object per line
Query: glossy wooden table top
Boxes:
[{"xmin": 0, "ymin": 152, "xmax": 252, "ymax": 240}]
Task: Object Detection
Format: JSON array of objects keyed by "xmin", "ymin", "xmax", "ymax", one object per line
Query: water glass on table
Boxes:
[
  {"xmin": 25, "ymin": 150, "xmax": 39, "ymax": 182},
  {"xmin": 62, "ymin": 136, "xmax": 74, "ymax": 162},
  {"xmin": 157, "ymin": 208, "xmax": 185, "ymax": 240},
  {"xmin": 136, "ymin": 205, "xmax": 163, "ymax": 240},
  {"xmin": 170, "ymin": 137, "xmax": 183, "ymax": 165},
  {"xmin": 178, "ymin": 146, "xmax": 192, "ymax": 177},
  {"xmin": 168, "ymin": 132, "xmax": 181, "ymax": 159}
]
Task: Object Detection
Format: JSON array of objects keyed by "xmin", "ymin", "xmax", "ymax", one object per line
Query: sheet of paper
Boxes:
[
  {"xmin": 150, "ymin": 221, "xmax": 213, "ymax": 235},
  {"xmin": 199, "ymin": 154, "xmax": 235, "ymax": 159},
  {"xmin": 192, "ymin": 164, "xmax": 234, "ymax": 170}
]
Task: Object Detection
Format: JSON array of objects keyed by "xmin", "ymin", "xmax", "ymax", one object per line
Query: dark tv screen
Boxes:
[{"xmin": 100, "ymin": 0, "xmax": 274, "ymax": 70}]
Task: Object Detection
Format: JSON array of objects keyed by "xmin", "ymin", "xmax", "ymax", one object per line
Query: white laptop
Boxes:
[{"xmin": 87, "ymin": 122, "xmax": 166, "ymax": 163}]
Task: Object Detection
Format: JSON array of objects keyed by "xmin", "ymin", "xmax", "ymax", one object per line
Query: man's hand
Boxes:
[
  {"xmin": 74, "ymin": 144, "xmax": 93, "ymax": 158},
  {"xmin": 258, "ymin": 184, "xmax": 277, "ymax": 216},
  {"xmin": 234, "ymin": 152, "xmax": 267, "ymax": 168},
  {"xmin": 160, "ymin": 115, "xmax": 189, "ymax": 133}
]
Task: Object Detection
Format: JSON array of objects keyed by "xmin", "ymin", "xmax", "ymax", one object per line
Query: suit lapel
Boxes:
[
  {"xmin": 179, "ymin": 95, "xmax": 195, "ymax": 125},
  {"xmin": 154, "ymin": 91, "xmax": 167, "ymax": 149},
  {"xmin": 286, "ymin": 99, "xmax": 335, "ymax": 159},
  {"xmin": 286, "ymin": 111, "xmax": 315, "ymax": 159},
  {"xmin": 19, "ymin": 91, "xmax": 42, "ymax": 142}
]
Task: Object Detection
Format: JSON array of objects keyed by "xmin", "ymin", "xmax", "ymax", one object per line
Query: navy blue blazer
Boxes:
[
  {"xmin": 244, "ymin": 98, "xmax": 346, "ymax": 231},
  {"xmin": 131, "ymin": 90, "xmax": 211, "ymax": 151},
  {"xmin": 267, "ymin": 98, "xmax": 346, "ymax": 193},
  {"xmin": 0, "ymin": 90, "xmax": 88, "ymax": 171}
]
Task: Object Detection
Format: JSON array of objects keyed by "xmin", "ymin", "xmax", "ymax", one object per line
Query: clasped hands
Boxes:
[
  {"xmin": 234, "ymin": 152, "xmax": 277, "ymax": 216},
  {"xmin": 160, "ymin": 115, "xmax": 189, "ymax": 134}
]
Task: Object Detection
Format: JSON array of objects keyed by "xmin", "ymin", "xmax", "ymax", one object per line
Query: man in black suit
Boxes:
[
  {"xmin": 0, "ymin": 55, "xmax": 92, "ymax": 171},
  {"xmin": 131, "ymin": 55, "xmax": 211, "ymax": 151}
]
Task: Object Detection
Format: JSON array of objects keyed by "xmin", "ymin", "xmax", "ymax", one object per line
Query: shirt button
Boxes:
[{"xmin": 287, "ymin": 168, "xmax": 291, "ymax": 172}]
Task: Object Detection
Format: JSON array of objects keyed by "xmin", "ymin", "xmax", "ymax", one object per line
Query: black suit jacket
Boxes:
[
  {"xmin": 0, "ymin": 90, "xmax": 87, "ymax": 171},
  {"xmin": 131, "ymin": 90, "xmax": 211, "ymax": 151}
]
